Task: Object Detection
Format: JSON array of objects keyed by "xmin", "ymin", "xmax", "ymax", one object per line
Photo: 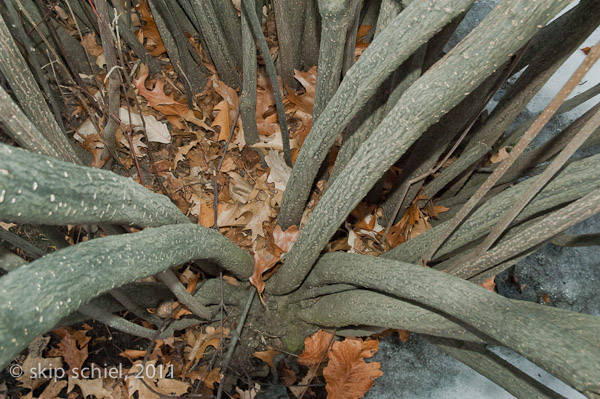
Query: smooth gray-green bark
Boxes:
[
  {"xmin": 385, "ymin": 152, "xmax": 600, "ymax": 263},
  {"xmin": 501, "ymin": 102, "xmax": 600, "ymax": 186},
  {"xmin": 0, "ymin": 144, "xmax": 189, "ymax": 227},
  {"xmin": 270, "ymin": 0, "xmax": 566, "ymax": 294},
  {"xmin": 0, "ymin": 224, "xmax": 253, "ymax": 369},
  {"xmin": 381, "ymin": 65, "xmax": 507, "ymax": 225},
  {"xmin": 0, "ymin": 12, "xmax": 80, "ymax": 164},
  {"xmin": 148, "ymin": 0, "xmax": 206, "ymax": 102},
  {"xmin": 301, "ymin": 0, "xmax": 321, "ymax": 69},
  {"xmin": 551, "ymin": 233, "xmax": 600, "ymax": 248},
  {"xmin": 277, "ymin": 0, "xmax": 476, "ymax": 229},
  {"xmin": 210, "ymin": 0, "xmax": 242, "ymax": 67},
  {"xmin": 477, "ymin": 107, "xmax": 600, "ymax": 253},
  {"xmin": 57, "ymin": 282, "xmax": 175, "ymax": 326},
  {"xmin": 156, "ymin": 269, "xmax": 212, "ymax": 319},
  {"xmin": 2, "ymin": 0, "xmax": 67, "ymax": 134},
  {"xmin": 328, "ymin": 0, "xmax": 405, "ymax": 185},
  {"xmin": 329, "ymin": 46, "xmax": 425, "ymax": 189},
  {"xmin": 0, "ymin": 228, "xmax": 45, "ymax": 259},
  {"xmin": 304, "ymin": 252, "xmax": 600, "ymax": 397}
]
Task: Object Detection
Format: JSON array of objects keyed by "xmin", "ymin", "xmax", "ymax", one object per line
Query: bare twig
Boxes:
[
  {"xmin": 476, "ymin": 78, "xmax": 600, "ymax": 254},
  {"xmin": 424, "ymin": 40, "xmax": 600, "ymax": 262},
  {"xmin": 216, "ymin": 287, "xmax": 256, "ymax": 399},
  {"xmin": 242, "ymin": 0, "xmax": 292, "ymax": 166}
]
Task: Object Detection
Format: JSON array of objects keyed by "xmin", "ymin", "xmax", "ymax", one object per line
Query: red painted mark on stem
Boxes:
[{"xmin": 87, "ymin": 0, "xmax": 99, "ymax": 18}]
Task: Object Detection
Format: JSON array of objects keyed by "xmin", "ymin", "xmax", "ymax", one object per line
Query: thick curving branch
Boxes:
[
  {"xmin": 304, "ymin": 252, "xmax": 600, "ymax": 397},
  {"xmin": 269, "ymin": 0, "xmax": 568, "ymax": 294},
  {"xmin": 424, "ymin": 41, "xmax": 600, "ymax": 261},
  {"xmin": 277, "ymin": 0, "xmax": 477, "ymax": 229},
  {"xmin": 272, "ymin": 0, "xmax": 307, "ymax": 89},
  {"xmin": 0, "ymin": 144, "xmax": 189, "ymax": 227},
  {"xmin": 0, "ymin": 224, "xmax": 253, "ymax": 368},
  {"xmin": 293, "ymin": 290, "xmax": 486, "ymax": 343}
]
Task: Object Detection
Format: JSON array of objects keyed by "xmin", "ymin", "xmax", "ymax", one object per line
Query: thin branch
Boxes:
[
  {"xmin": 156, "ymin": 269, "xmax": 213, "ymax": 320},
  {"xmin": 440, "ymin": 186, "xmax": 600, "ymax": 280},
  {"xmin": 242, "ymin": 0, "xmax": 292, "ymax": 166},
  {"xmin": 109, "ymin": 287, "xmax": 162, "ymax": 325},
  {"xmin": 78, "ymin": 303, "xmax": 198, "ymax": 340},
  {"xmin": 95, "ymin": 0, "xmax": 122, "ymax": 160},
  {"xmin": 477, "ymin": 86, "xmax": 600, "ymax": 254},
  {"xmin": 0, "ymin": 227, "xmax": 46, "ymax": 259},
  {"xmin": 551, "ymin": 233, "xmax": 600, "ymax": 247},
  {"xmin": 424, "ymin": 40, "xmax": 600, "ymax": 262},
  {"xmin": 216, "ymin": 287, "xmax": 256, "ymax": 399}
]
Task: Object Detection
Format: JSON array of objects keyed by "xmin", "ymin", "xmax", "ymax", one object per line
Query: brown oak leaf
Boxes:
[{"xmin": 323, "ymin": 338, "xmax": 383, "ymax": 399}]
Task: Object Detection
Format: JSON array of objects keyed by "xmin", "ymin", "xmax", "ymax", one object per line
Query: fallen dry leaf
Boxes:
[
  {"xmin": 253, "ymin": 347, "xmax": 280, "ymax": 368},
  {"xmin": 236, "ymin": 383, "xmax": 260, "ymax": 399},
  {"xmin": 323, "ymin": 338, "xmax": 383, "ymax": 399},
  {"xmin": 298, "ymin": 329, "xmax": 334, "ymax": 366},
  {"xmin": 38, "ymin": 379, "xmax": 68, "ymax": 399},
  {"xmin": 240, "ymin": 200, "xmax": 273, "ymax": 240},
  {"xmin": 213, "ymin": 100, "xmax": 232, "ymax": 141},
  {"xmin": 119, "ymin": 349, "xmax": 147, "ymax": 361},
  {"xmin": 54, "ymin": 327, "xmax": 91, "ymax": 375},
  {"xmin": 135, "ymin": 1, "xmax": 166, "ymax": 57},
  {"xmin": 134, "ymin": 64, "xmax": 188, "ymax": 118},
  {"xmin": 119, "ymin": 107, "xmax": 171, "ymax": 144},
  {"xmin": 185, "ymin": 326, "xmax": 229, "ymax": 366},
  {"xmin": 81, "ymin": 33, "xmax": 103, "ymax": 57},
  {"xmin": 272, "ymin": 225, "xmax": 300, "ymax": 253},
  {"xmin": 249, "ymin": 248, "xmax": 278, "ymax": 300},
  {"xmin": 187, "ymin": 366, "xmax": 222, "ymax": 389},
  {"xmin": 265, "ymin": 150, "xmax": 292, "ymax": 191},
  {"xmin": 67, "ymin": 377, "xmax": 112, "ymax": 399},
  {"xmin": 126, "ymin": 361, "xmax": 190, "ymax": 399},
  {"xmin": 249, "ymin": 225, "xmax": 300, "ymax": 299},
  {"xmin": 480, "ymin": 276, "xmax": 497, "ymax": 292},
  {"xmin": 491, "ymin": 147, "xmax": 509, "ymax": 163},
  {"xmin": 173, "ymin": 140, "xmax": 198, "ymax": 169}
]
